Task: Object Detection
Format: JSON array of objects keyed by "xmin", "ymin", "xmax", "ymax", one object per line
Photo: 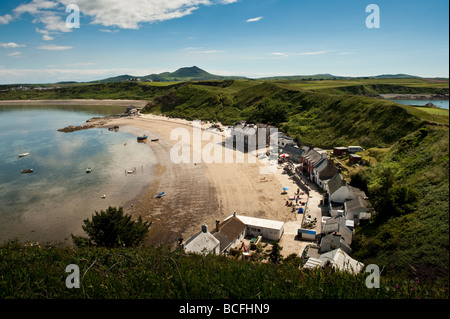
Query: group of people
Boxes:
[{"xmin": 285, "ymin": 188, "xmax": 307, "ymax": 212}]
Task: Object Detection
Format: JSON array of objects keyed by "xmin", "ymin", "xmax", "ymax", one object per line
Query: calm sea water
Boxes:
[
  {"xmin": 388, "ymin": 99, "xmax": 449, "ymax": 110},
  {"xmin": 0, "ymin": 105, "xmax": 157, "ymax": 245}
]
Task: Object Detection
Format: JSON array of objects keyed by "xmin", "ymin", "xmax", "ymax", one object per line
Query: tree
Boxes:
[
  {"xmin": 71, "ymin": 206, "xmax": 151, "ymax": 248},
  {"xmin": 368, "ymin": 163, "xmax": 419, "ymax": 220},
  {"xmin": 268, "ymin": 241, "xmax": 283, "ymax": 264}
]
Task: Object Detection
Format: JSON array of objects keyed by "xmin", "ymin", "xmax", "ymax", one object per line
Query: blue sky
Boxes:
[{"xmin": 0, "ymin": 0, "xmax": 448, "ymax": 84}]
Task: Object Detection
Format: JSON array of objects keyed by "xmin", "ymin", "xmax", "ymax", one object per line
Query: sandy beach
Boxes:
[
  {"xmin": 0, "ymin": 99, "xmax": 310, "ymax": 251},
  {"xmin": 101, "ymin": 114, "xmax": 302, "ymax": 247}
]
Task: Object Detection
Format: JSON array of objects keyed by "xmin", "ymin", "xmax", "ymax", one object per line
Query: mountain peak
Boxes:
[{"xmin": 171, "ymin": 66, "xmax": 211, "ymax": 78}]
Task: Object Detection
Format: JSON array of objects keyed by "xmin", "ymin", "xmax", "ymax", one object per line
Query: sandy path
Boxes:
[{"xmin": 104, "ymin": 115, "xmax": 299, "ymax": 247}]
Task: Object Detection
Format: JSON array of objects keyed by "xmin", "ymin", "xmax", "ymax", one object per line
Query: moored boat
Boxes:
[
  {"xmin": 137, "ymin": 135, "xmax": 148, "ymax": 141},
  {"xmin": 18, "ymin": 152, "xmax": 30, "ymax": 158},
  {"xmin": 21, "ymin": 169, "xmax": 34, "ymax": 173},
  {"xmin": 156, "ymin": 192, "xmax": 166, "ymax": 198},
  {"xmin": 86, "ymin": 168, "xmax": 93, "ymax": 173}
]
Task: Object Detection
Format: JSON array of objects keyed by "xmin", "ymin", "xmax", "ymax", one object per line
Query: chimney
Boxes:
[
  {"xmin": 201, "ymin": 225, "xmax": 208, "ymax": 233},
  {"xmin": 215, "ymin": 220, "xmax": 220, "ymax": 232}
]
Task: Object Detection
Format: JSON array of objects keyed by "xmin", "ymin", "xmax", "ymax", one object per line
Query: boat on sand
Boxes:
[{"xmin": 137, "ymin": 135, "xmax": 148, "ymax": 141}]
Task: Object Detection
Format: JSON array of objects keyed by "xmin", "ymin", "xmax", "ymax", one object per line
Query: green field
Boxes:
[{"xmin": 413, "ymin": 106, "xmax": 449, "ymax": 116}]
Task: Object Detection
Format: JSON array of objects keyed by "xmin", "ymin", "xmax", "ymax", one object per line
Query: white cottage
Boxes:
[{"xmin": 184, "ymin": 225, "xmax": 220, "ymax": 255}]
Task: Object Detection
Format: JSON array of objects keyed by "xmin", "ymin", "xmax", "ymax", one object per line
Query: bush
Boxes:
[{"xmin": 71, "ymin": 206, "xmax": 151, "ymax": 248}]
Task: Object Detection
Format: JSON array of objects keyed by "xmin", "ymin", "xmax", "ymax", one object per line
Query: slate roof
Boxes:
[
  {"xmin": 327, "ymin": 173, "xmax": 345, "ymax": 195},
  {"xmin": 283, "ymin": 144, "xmax": 304, "ymax": 157},
  {"xmin": 184, "ymin": 229, "xmax": 220, "ymax": 254},
  {"xmin": 319, "ymin": 232, "xmax": 352, "ymax": 255},
  {"xmin": 318, "ymin": 161, "xmax": 340, "ymax": 180},
  {"xmin": 304, "ymin": 149, "xmax": 324, "ymax": 166},
  {"xmin": 322, "ymin": 217, "xmax": 353, "ymax": 246},
  {"xmin": 212, "ymin": 216, "xmax": 246, "ymax": 252},
  {"xmin": 345, "ymin": 196, "xmax": 369, "ymax": 213}
]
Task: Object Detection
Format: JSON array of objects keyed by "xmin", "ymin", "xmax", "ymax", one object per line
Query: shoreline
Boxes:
[{"xmin": 376, "ymin": 94, "xmax": 449, "ymax": 101}]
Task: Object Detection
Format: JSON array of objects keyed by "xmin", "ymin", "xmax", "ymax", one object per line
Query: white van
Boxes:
[{"xmin": 348, "ymin": 146, "xmax": 365, "ymax": 153}]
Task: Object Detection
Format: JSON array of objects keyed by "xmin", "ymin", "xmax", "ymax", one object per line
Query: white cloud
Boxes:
[
  {"xmin": 184, "ymin": 47, "xmax": 223, "ymax": 54},
  {"xmin": 99, "ymin": 29, "xmax": 119, "ymax": 33},
  {"xmin": 13, "ymin": 0, "xmax": 59, "ymax": 15},
  {"xmin": 66, "ymin": 62, "xmax": 98, "ymax": 67},
  {"xmin": 0, "ymin": 14, "xmax": 13, "ymax": 24},
  {"xmin": 0, "ymin": 42, "xmax": 27, "ymax": 48},
  {"xmin": 7, "ymin": 51, "xmax": 23, "ymax": 57},
  {"xmin": 37, "ymin": 44, "xmax": 73, "ymax": 50},
  {"xmin": 246, "ymin": 16, "xmax": 263, "ymax": 22},
  {"xmin": 42, "ymin": 34, "xmax": 55, "ymax": 40},
  {"xmin": 270, "ymin": 52, "xmax": 289, "ymax": 58},
  {"xmin": 297, "ymin": 50, "xmax": 329, "ymax": 56},
  {"xmin": 58, "ymin": 0, "xmax": 233, "ymax": 29}
]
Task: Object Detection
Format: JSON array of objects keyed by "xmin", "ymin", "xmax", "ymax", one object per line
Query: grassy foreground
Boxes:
[{"xmin": 0, "ymin": 240, "xmax": 447, "ymax": 299}]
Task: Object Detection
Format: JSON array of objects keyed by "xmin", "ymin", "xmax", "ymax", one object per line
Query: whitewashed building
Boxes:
[
  {"xmin": 303, "ymin": 248, "xmax": 364, "ymax": 274},
  {"xmin": 235, "ymin": 215, "xmax": 285, "ymax": 241},
  {"xmin": 184, "ymin": 225, "xmax": 220, "ymax": 255}
]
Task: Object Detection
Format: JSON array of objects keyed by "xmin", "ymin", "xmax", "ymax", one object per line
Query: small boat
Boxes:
[
  {"xmin": 127, "ymin": 169, "xmax": 136, "ymax": 174},
  {"xmin": 137, "ymin": 135, "xmax": 148, "ymax": 141},
  {"xmin": 21, "ymin": 169, "xmax": 34, "ymax": 174},
  {"xmin": 156, "ymin": 192, "xmax": 166, "ymax": 198},
  {"xmin": 18, "ymin": 152, "xmax": 30, "ymax": 158},
  {"xmin": 151, "ymin": 138, "xmax": 159, "ymax": 142},
  {"xmin": 101, "ymin": 194, "xmax": 106, "ymax": 199},
  {"xmin": 86, "ymin": 168, "xmax": 93, "ymax": 173}
]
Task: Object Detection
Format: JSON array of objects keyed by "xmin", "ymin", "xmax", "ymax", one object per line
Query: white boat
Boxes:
[{"xmin": 18, "ymin": 146, "xmax": 30, "ymax": 158}]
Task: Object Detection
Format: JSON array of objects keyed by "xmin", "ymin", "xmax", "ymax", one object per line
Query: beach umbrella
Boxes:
[
  {"xmin": 283, "ymin": 187, "xmax": 289, "ymax": 191},
  {"xmin": 298, "ymin": 207, "xmax": 304, "ymax": 214},
  {"xmin": 280, "ymin": 153, "xmax": 290, "ymax": 158}
]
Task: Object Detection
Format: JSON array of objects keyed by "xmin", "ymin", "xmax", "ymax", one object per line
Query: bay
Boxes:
[{"xmin": 0, "ymin": 105, "xmax": 157, "ymax": 246}]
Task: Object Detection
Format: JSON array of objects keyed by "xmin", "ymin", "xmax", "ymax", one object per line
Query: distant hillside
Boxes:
[
  {"xmin": 88, "ymin": 67, "xmax": 435, "ymax": 84},
  {"xmin": 92, "ymin": 66, "xmax": 247, "ymax": 83}
]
